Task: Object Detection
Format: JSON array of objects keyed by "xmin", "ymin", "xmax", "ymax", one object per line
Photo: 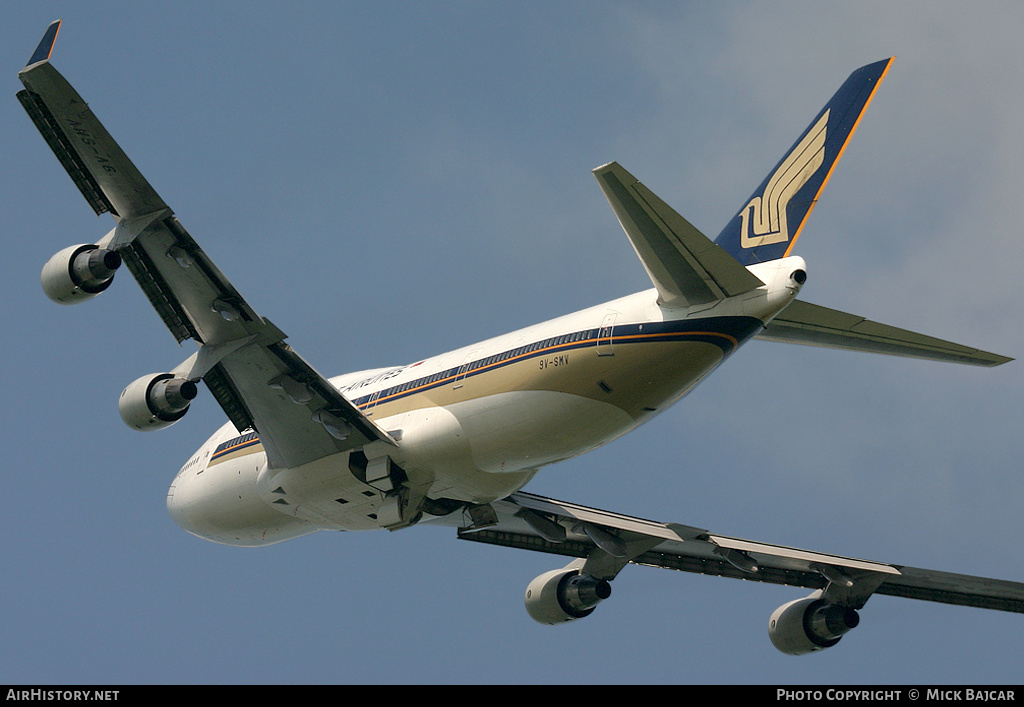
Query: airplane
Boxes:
[{"xmin": 18, "ymin": 20, "xmax": 1023, "ymax": 656}]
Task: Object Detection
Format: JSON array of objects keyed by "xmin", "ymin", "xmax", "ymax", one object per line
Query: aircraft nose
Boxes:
[
  {"xmin": 166, "ymin": 474, "xmax": 199, "ymax": 537},
  {"xmin": 165, "ymin": 469, "xmax": 226, "ymax": 542},
  {"xmin": 165, "ymin": 463, "xmax": 314, "ymax": 547}
]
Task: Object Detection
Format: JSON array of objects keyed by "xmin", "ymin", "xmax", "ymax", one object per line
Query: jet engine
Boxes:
[
  {"xmin": 524, "ymin": 567, "xmax": 612, "ymax": 624},
  {"xmin": 41, "ymin": 244, "xmax": 122, "ymax": 304},
  {"xmin": 768, "ymin": 593, "xmax": 860, "ymax": 655},
  {"xmin": 119, "ymin": 373, "xmax": 198, "ymax": 431}
]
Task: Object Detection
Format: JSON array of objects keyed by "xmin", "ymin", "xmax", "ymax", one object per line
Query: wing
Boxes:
[
  {"xmin": 759, "ymin": 300, "xmax": 1012, "ymax": 367},
  {"xmin": 18, "ymin": 21, "xmax": 394, "ymax": 469},
  {"xmin": 452, "ymin": 491, "xmax": 1024, "ymax": 614}
]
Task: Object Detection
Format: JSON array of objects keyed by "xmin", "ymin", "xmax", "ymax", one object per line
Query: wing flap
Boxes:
[
  {"xmin": 107, "ymin": 211, "xmax": 260, "ymax": 345},
  {"xmin": 112, "ymin": 208, "xmax": 398, "ymax": 469},
  {"xmin": 759, "ymin": 300, "xmax": 1012, "ymax": 366},
  {"xmin": 452, "ymin": 492, "xmax": 1024, "ymax": 613},
  {"xmin": 706, "ymin": 534, "xmax": 899, "ymax": 576},
  {"xmin": 18, "ymin": 56, "xmax": 167, "ymax": 219},
  {"xmin": 208, "ymin": 341, "xmax": 396, "ymax": 469},
  {"xmin": 19, "ymin": 23, "xmax": 395, "ymax": 470}
]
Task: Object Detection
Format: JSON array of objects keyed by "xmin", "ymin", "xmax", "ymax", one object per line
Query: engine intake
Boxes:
[
  {"xmin": 119, "ymin": 373, "xmax": 198, "ymax": 431},
  {"xmin": 768, "ymin": 594, "xmax": 860, "ymax": 655},
  {"xmin": 41, "ymin": 244, "xmax": 122, "ymax": 304},
  {"xmin": 524, "ymin": 567, "xmax": 612, "ymax": 625}
]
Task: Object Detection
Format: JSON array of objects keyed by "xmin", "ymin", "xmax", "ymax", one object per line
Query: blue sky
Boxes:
[{"xmin": 3, "ymin": 1, "xmax": 1022, "ymax": 685}]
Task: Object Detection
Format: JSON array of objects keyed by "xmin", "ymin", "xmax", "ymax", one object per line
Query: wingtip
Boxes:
[
  {"xmin": 26, "ymin": 19, "xmax": 62, "ymax": 67},
  {"xmin": 984, "ymin": 353, "xmax": 1014, "ymax": 367}
]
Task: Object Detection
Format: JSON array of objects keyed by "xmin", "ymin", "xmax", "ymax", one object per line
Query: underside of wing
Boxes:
[
  {"xmin": 19, "ymin": 22, "xmax": 393, "ymax": 470},
  {"xmin": 448, "ymin": 491, "xmax": 1024, "ymax": 616},
  {"xmin": 18, "ymin": 28, "xmax": 166, "ymax": 220},
  {"xmin": 105, "ymin": 213, "xmax": 397, "ymax": 469}
]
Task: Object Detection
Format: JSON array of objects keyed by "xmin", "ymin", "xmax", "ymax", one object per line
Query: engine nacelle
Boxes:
[
  {"xmin": 41, "ymin": 244, "xmax": 122, "ymax": 304},
  {"xmin": 524, "ymin": 567, "xmax": 612, "ymax": 625},
  {"xmin": 119, "ymin": 373, "xmax": 198, "ymax": 431},
  {"xmin": 768, "ymin": 593, "xmax": 860, "ymax": 655}
]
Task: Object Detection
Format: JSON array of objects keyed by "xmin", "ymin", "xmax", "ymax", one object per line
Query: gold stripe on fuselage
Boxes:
[
  {"xmin": 361, "ymin": 323, "xmax": 751, "ymax": 422},
  {"xmin": 206, "ymin": 317, "xmax": 759, "ymax": 467}
]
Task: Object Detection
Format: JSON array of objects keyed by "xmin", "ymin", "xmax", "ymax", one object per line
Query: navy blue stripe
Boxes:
[
  {"xmin": 208, "ymin": 316, "xmax": 761, "ymax": 453},
  {"xmin": 212, "ymin": 431, "xmax": 260, "ymax": 459},
  {"xmin": 353, "ymin": 316, "xmax": 761, "ymax": 409}
]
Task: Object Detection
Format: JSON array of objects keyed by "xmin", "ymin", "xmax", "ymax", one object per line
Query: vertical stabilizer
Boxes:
[{"xmin": 714, "ymin": 58, "xmax": 893, "ymax": 266}]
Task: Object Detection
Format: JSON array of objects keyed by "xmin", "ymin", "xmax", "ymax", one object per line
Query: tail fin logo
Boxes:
[{"xmin": 740, "ymin": 109, "xmax": 829, "ymax": 249}]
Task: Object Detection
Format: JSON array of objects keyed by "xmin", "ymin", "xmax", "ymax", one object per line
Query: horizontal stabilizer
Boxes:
[
  {"xmin": 758, "ymin": 300, "xmax": 1012, "ymax": 366},
  {"xmin": 594, "ymin": 162, "xmax": 764, "ymax": 308}
]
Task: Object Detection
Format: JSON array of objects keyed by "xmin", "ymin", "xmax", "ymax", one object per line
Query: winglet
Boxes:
[
  {"xmin": 27, "ymin": 20, "xmax": 61, "ymax": 67},
  {"xmin": 17, "ymin": 20, "xmax": 167, "ymax": 219}
]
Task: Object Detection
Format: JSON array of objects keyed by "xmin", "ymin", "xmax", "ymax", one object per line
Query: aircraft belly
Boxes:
[
  {"xmin": 255, "ymin": 453, "xmax": 402, "ymax": 532},
  {"xmin": 170, "ymin": 333, "xmax": 732, "ymax": 538},
  {"xmin": 432, "ymin": 338, "xmax": 727, "ymax": 473},
  {"xmin": 449, "ymin": 390, "xmax": 632, "ymax": 472},
  {"xmin": 167, "ymin": 451, "xmax": 315, "ymax": 546},
  {"xmin": 591, "ymin": 339, "xmax": 727, "ymax": 417}
]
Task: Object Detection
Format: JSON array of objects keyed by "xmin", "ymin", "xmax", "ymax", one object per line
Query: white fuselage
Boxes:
[{"xmin": 166, "ymin": 257, "xmax": 806, "ymax": 546}]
